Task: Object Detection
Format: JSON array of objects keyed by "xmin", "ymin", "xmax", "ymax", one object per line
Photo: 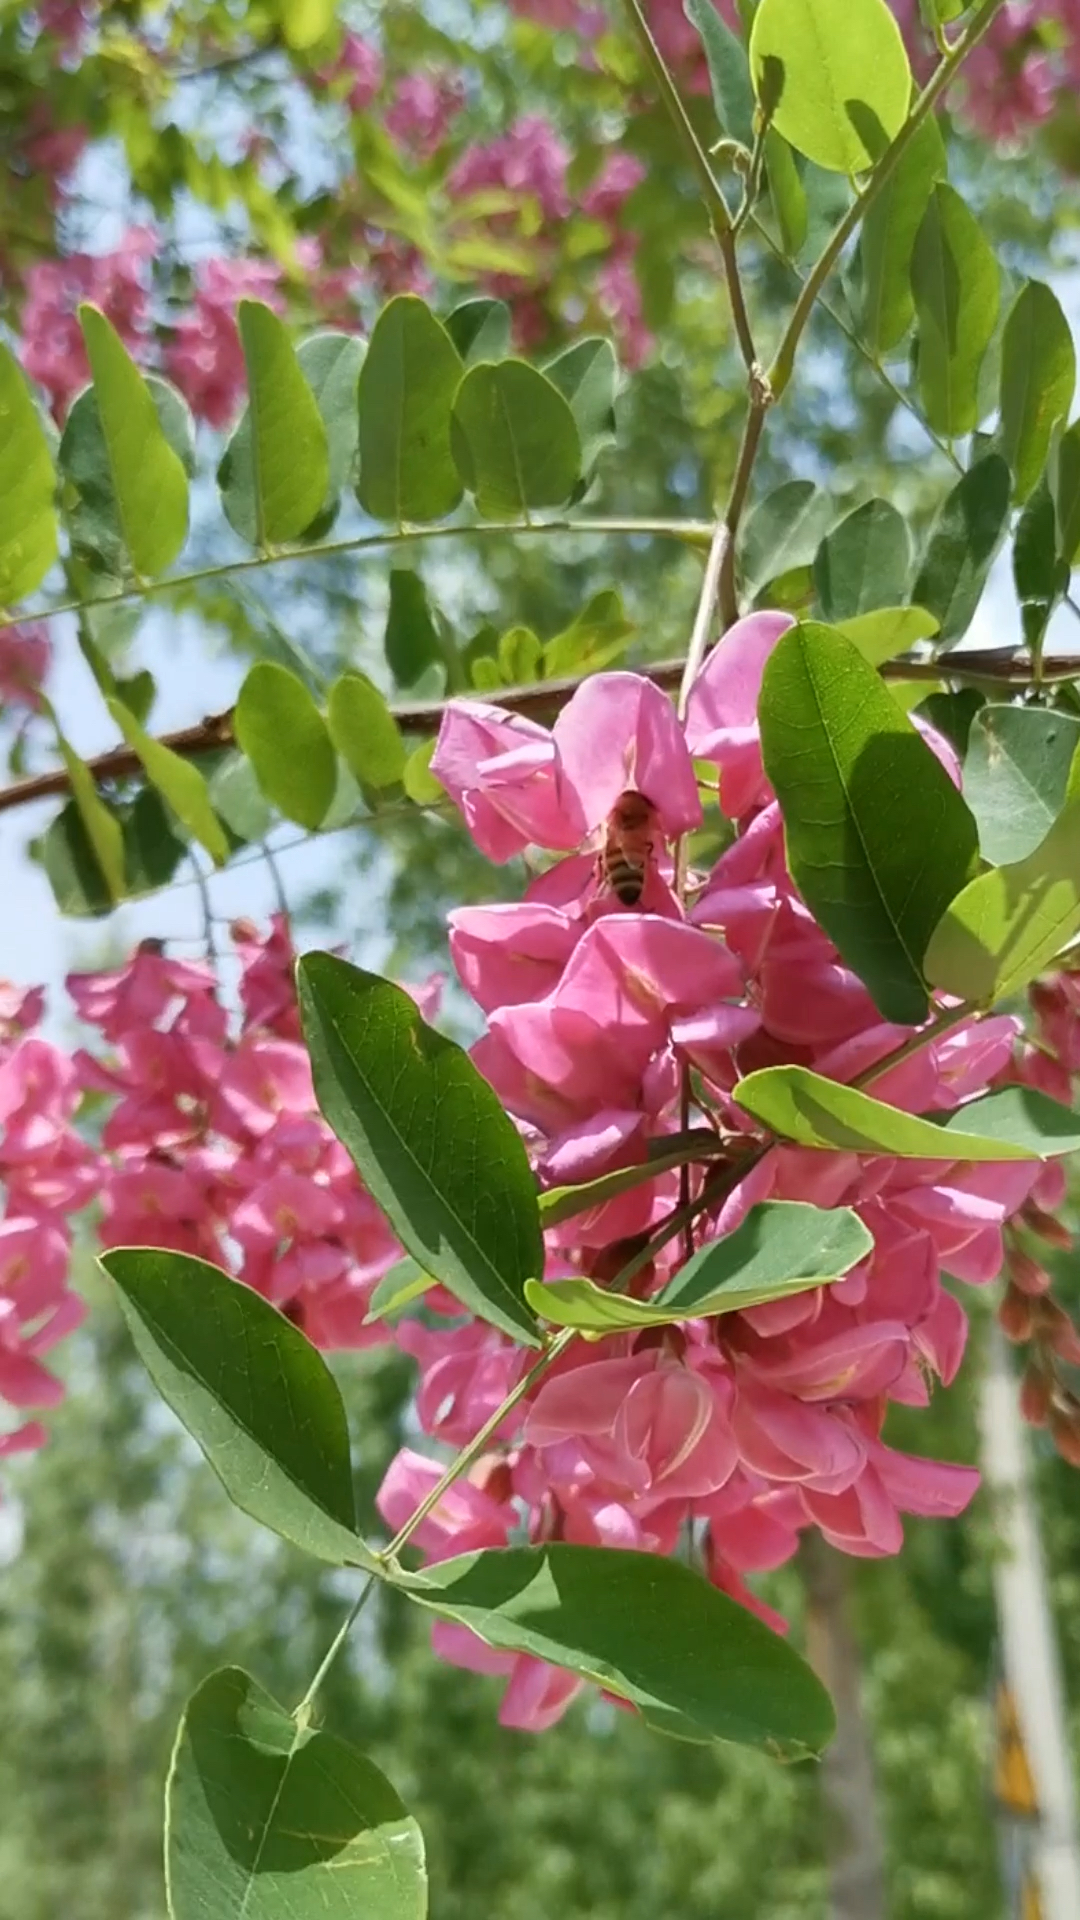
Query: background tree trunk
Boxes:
[{"xmin": 800, "ymin": 1533, "xmax": 888, "ymax": 1920}]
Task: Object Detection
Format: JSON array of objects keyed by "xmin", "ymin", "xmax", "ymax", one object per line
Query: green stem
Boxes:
[
  {"xmin": 0, "ymin": 516, "xmax": 713, "ymax": 636},
  {"xmin": 767, "ymin": 0, "xmax": 1008, "ymax": 398},
  {"xmin": 717, "ymin": 381, "xmax": 770, "ymax": 624},
  {"xmin": 619, "ymin": 0, "xmax": 733, "ymax": 237},
  {"xmin": 293, "ymin": 1573, "xmax": 380, "ymax": 1725},
  {"xmin": 853, "ymin": 999, "xmax": 980, "ymax": 1090}
]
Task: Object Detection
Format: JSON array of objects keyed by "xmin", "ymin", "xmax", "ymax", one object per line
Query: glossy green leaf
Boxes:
[
  {"xmin": 298, "ymin": 955, "xmax": 543, "ymax": 1345},
  {"xmin": 733, "ymin": 1065, "xmax": 1071, "ymax": 1159},
  {"xmin": 78, "ymin": 305, "xmax": 189, "ymax": 579},
  {"xmin": 498, "ymin": 626, "xmax": 543, "ymax": 685},
  {"xmin": 402, "ymin": 1544, "xmax": 834, "ymax": 1757},
  {"xmin": 101, "ymin": 1248, "xmax": 374, "ymax": 1567},
  {"xmin": 357, "ymin": 296, "xmax": 463, "ymax": 523},
  {"xmin": 739, "ymin": 481, "xmax": 835, "ymax": 603},
  {"xmin": 106, "ymin": 697, "xmax": 229, "ymax": 866},
  {"xmin": 451, "ymin": 360, "xmax": 581, "ymax": 519},
  {"xmin": 528, "ymin": 1201, "xmax": 872, "ymax": 1333},
  {"xmin": 997, "ymin": 282, "xmax": 1076, "ymax": 502},
  {"xmin": 1050, "ymin": 418, "xmax": 1080, "ymax": 564},
  {"xmin": 234, "ymin": 661, "xmax": 338, "ymax": 830},
  {"xmin": 296, "ymin": 330, "xmax": 365, "ymax": 525},
  {"xmin": 834, "ymin": 605, "xmax": 939, "ymax": 665},
  {"xmin": 860, "ymin": 111, "xmax": 946, "ymax": 354},
  {"xmin": 911, "ymin": 184, "xmax": 1000, "ymax": 439},
  {"xmin": 384, "ymin": 568, "xmax": 443, "ymax": 689},
  {"xmin": 749, "ymin": 0, "xmax": 910, "ymax": 174},
  {"xmin": 685, "ymin": 0, "xmax": 754, "ymax": 146},
  {"xmin": 402, "ymin": 738, "xmax": 445, "ymax": 806},
  {"xmin": 925, "ymin": 797, "xmax": 1080, "ymax": 1005},
  {"xmin": 765, "ymin": 131, "xmax": 808, "ymax": 257},
  {"xmin": 60, "ymin": 373, "xmax": 193, "ymax": 586},
  {"xmin": 962, "ymin": 705, "xmax": 1080, "ymax": 866},
  {"xmin": 910, "ymin": 455, "xmax": 1011, "ymax": 648},
  {"xmin": 1014, "ymin": 478, "xmax": 1067, "ymax": 653},
  {"xmin": 814, "ymin": 499, "xmax": 910, "ymax": 620},
  {"xmin": 543, "ymin": 337, "xmax": 618, "ymax": 481},
  {"xmin": 445, "ymin": 297, "xmax": 512, "ymax": 364},
  {"xmin": 167, "ymin": 1668, "xmax": 427, "ymax": 1920},
  {"xmin": 327, "ymin": 672, "xmax": 406, "ymax": 791},
  {"xmin": 758, "ymin": 622, "xmax": 978, "ymax": 1025},
  {"xmin": 218, "ymin": 303, "xmax": 329, "ymax": 547},
  {"xmin": 0, "ymin": 342, "xmax": 58, "ymax": 605}
]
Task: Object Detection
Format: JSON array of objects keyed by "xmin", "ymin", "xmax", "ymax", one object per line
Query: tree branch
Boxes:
[{"xmin": 1, "ymin": 649, "xmax": 1071, "ymax": 819}]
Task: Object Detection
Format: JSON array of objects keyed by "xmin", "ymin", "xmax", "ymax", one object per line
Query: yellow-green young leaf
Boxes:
[
  {"xmin": 860, "ymin": 109, "xmax": 946, "ymax": 354},
  {"xmin": 1051, "ymin": 419, "xmax": 1080, "ymax": 564},
  {"xmin": 758, "ymin": 622, "xmax": 978, "ymax": 1025},
  {"xmin": 998, "ymin": 281, "xmax": 1076, "ymax": 504},
  {"xmin": 234, "ymin": 662, "xmax": 338, "ymax": 829},
  {"xmin": 749, "ymin": 0, "xmax": 910, "ymax": 174},
  {"xmin": 925, "ymin": 797, "xmax": 1080, "ymax": 1005},
  {"xmin": 357, "ymin": 296, "xmax": 464, "ymax": 523},
  {"xmin": 911, "ymin": 184, "xmax": 1000, "ymax": 440},
  {"xmin": 402, "ymin": 738, "xmax": 446, "ymax": 805},
  {"xmin": 0, "ymin": 342, "xmax": 57, "ymax": 605},
  {"xmin": 400, "ymin": 1544, "xmax": 835, "ymax": 1757},
  {"xmin": 527, "ymin": 1202, "xmax": 872, "ymax": 1335},
  {"xmin": 219, "ymin": 302, "xmax": 329, "ymax": 547},
  {"xmin": 835, "ymin": 606, "xmax": 939, "ymax": 665},
  {"xmin": 280, "ymin": 0, "xmax": 337, "ymax": 50},
  {"xmin": 327, "ymin": 673, "xmax": 406, "ymax": 791},
  {"xmin": 451, "ymin": 361, "xmax": 582, "ymax": 519},
  {"xmin": 78, "ymin": 305, "xmax": 189, "ymax": 579},
  {"xmin": 734, "ymin": 1066, "xmax": 1080, "ymax": 1159},
  {"xmin": 167, "ymin": 1669, "xmax": 427, "ymax": 1920},
  {"xmin": 106, "ymin": 698, "xmax": 230, "ymax": 866},
  {"xmin": 42, "ymin": 697, "xmax": 125, "ymax": 905}
]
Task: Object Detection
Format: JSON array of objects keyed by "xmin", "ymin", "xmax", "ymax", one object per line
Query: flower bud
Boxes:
[
  {"xmin": 1019, "ymin": 1359, "xmax": 1053, "ymax": 1428},
  {"xmin": 1008, "ymin": 1249, "xmax": 1052, "ymax": 1296},
  {"xmin": 1049, "ymin": 1396, "xmax": 1080, "ymax": 1469},
  {"xmin": 1033, "ymin": 1296, "xmax": 1080, "ymax": 1366},
  {"xmin": 1021, "ymin": 1205, "xmax": 1073, "ymax": 1251},
  {"xmin": 998, "ymin": 1283, "xmax": 1034, "ymax": 1343}
]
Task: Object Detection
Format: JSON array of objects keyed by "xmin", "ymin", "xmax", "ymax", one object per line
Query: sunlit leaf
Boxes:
[
  {"xmin": 451, "ymin": 360, "xmax": 581, "ymax": 519},
  {"xmin": 0, "ymin": 342, "xmax": 58, "ymax": 605},
  {"xmin": 357, "ymin": 296, "xmax": 463, "ymax": 523},
  {"xmin": 234, "ymin": 662, "xmax": 338, "ymax": 829},
  {"xmin": 749, "ymin": 0, "xmax": 910, "ymax": 174},
  {"xmin": 911, "ymin": 184, "xmax": 1000, "ymax": 439}
]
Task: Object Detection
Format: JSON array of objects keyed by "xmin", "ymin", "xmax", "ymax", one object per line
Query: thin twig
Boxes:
[
  {"xmin": 718, "ymin": 379, "xmax": 771, "ymax": 625},
  {"xmin": 292, "ymin": 1574, "xmax": 379, "ymax": 1725}
]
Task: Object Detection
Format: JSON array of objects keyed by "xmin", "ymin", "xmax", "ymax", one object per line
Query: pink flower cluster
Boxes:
[
  {"xmin": 0, "ymin": 623, "xmax": 51, "ymax": 712},
  {"xmin": 21, "ymin": 228, "xmax": 156, "ymax": 414},
  {"xmin": 373, "ymin": 614, "xmax": 1059, "ymax": 1731},
  {"xmin": 0, "ymin": 922, "xmax": 438, "ymax": 1474}
]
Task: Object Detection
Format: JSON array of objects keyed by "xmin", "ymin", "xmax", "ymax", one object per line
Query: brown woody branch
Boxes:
[{"xmin": 0, "ymin": 649, "xmax": 1075, "ymax": 820}]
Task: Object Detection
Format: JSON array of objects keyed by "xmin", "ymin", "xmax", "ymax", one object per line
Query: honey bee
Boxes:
[{"xmin": 598, "ymin": 789, "xmax": 658, "ymax": 906}]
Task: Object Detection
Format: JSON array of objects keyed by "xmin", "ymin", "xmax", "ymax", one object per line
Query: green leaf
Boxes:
[
  {"xmin": 363, "ymin": 1258, "xmax": 431, "ymax": 1326},
  {"xmin": 1050, "ymin": 419, "xmax": 1080, "ymax": 564},
  {"xmin": 1014, "ymin": 478, "xmax": 1067, "ymax": 653},
  {"xmin": 45, "ymin": 705, "xmax": 126, "ymax": 904},
  {"xmin": 925, "ymin": 797, "xmax": 1080, "ymax": 1005},
  {"xmin": 758, "ymin": 622, "xmax": 978, "ymax": 1025},
  {"xmin": 834, "ymin": 605, "xmax": 939, "ymax": 665},
  {"xmin": 208, "ymin": 753, "xmax": 275, "ymax": 844},
  {"xmin": 280, "ymin": 0, "xmax": 338, "ymax": 49},
  {"xmin": 498, "ymin": 626, "xmax": 543, "ymax": 685},
  {"xmin": 813, "ymin": 499, "xmax": 910, "ymax": 619},
  {"xmin": 297, "ymin": 955, "xmax": 544, "ymax": 1345},
  {"xmin": 296, "ymin": 330, "xmax": 365, "ymax": 526},
  {"xmin": 749, "ymin": 0, "xmax": 911, "ymax": 174},
  {"xmin": 444, "ymin": 298, "xmax": 512, "ymax": 364},
  {"xmin": 962, "ymin": 705, "xmax": 1080, "ymax": 866},
  {"xmin": 0, "ymin": 342, "xmax": 58, "ymax": 605},
  {"xmin": 910, "ymin": 455, "xmax": 1011, "ymax": 648},
  {"xmin": 540, "ymin": 1133, "xmax": 728, "ymax": 1228},
  {"xmin": 167, "ymin": 1668, "xmax": 427, "ymax": 1920},
  {"xmin": 528, "ymin": 1201, "xmax": 872, "ymax": 1333},
  {"xmin": 402, "ymin": 738, "xmax": 445, "ymax": 806},
  {"xmin": 764, "ymin": 131, "xmax": 808, "ymax": 258},
  {"xmin": 401, "ymin": 1544, "xmax": 834, "ymax": 1758},
  {"xmin": 860, "ymin": 111, "xmax": 946, "ymax": 354},
  {"xmin": 733, "ymin": 1065, "xmax": 1070, "ymax": 1159},
  {"xmin": 451, "ymin": 361, "xmax": 581, "ymax": 519},
  {"xmin": 543, "ymin": 588, "xmax": 636, "ymax": 679},
  {"xmin": 101, "ymin": 1248, "xmax": 375, "ymax": 1567},
  {"xmin": 234, "ymin": 662, "xmax": 338, "ymax": 830},
  {"xmin": 911, "ymin": 184, "xmax": 1000, "ymax": 439},
  {"xmin": 327, "ymin": 672, "xmax": 406, "ymax": 791},
  {"xmin": 357, "ymin": 296, "xmax": 464, "ymax": 523},
  {"xmin": 78, "ymin": 305, "xmax": 189, "ymax": 579},
  {"xmin": 60, "ymin": 374, "xmax": 194, "ymax": 585},
  {"xmin": 106, "ymin": 697, "xmax": 229, "ymax": 865},
  {"xmin": 543, "ymin": 337, "xmax": 618, "ymax": 482},
  {"xmin": 739, "ymin": 481, "xmax": 836, "ymax": 602},
  {"xmin": 997, "ymin": 282, "xmax": 1076, "ymax": 503},
  {"xmin": 218, "ymin": 302, "xmax": 329, "ymax": 547},
  {"xmin": 384, "ymin": 568, "xmax": 442, "ymax": 689},
  {"xmin": 684, "ymin": 0, "xmax": 754, "ymax": 146}
]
